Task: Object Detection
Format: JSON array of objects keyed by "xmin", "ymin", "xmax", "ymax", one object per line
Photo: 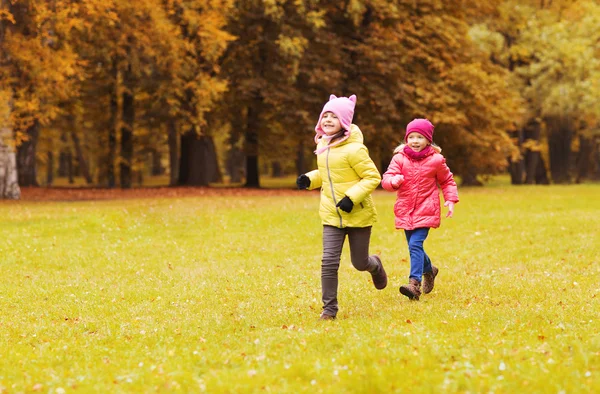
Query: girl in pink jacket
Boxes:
[{"xmin": 381, "ymin": 118, "xmax": 459, "ymax": 300}]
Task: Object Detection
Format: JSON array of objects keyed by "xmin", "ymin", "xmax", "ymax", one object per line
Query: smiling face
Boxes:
[
  {"xmin": 320, "ymin": 112, "xmax": 343, "ymax": 136},
  {"xmin": 406, "ymin": 132, "xmax": 430, "ymax": 152}
]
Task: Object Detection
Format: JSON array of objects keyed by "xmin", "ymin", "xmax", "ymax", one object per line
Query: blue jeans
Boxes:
[{"xmin": 404, "ymin": 228, "xmax": 432, "ymax": 281}]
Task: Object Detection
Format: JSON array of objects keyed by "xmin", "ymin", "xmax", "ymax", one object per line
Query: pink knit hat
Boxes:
[
  {"xmin": 314, "ymin": 94, "xmax": 356, "ymax": 154},
  {"xmin": 405, "ymin": 118, "xmax": 434, "ymax": 142}
]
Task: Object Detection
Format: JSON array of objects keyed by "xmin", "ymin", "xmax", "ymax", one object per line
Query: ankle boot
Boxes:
[
  {"xmin": 370, "ymin": 255, "xmax": 387, "ymax": 290},
  {"xmin": 400, "ymin": 278, "xmax": 421, "ymax": 300},
  {"xmin": 422, "ymin": 265, "xmax": 439, "ymax": 294}
]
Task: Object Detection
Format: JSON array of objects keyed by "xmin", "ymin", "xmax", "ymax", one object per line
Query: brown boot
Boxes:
[
  {"xmin": 400, "ymin": 279, "xmax": 421, "ymax": 300},
  {"xmin": 422, "ymin": 266, "xmax": 439, "ymax": 294},
  {"xmin": 370, "ymin": 255, "xmax": 387, "ymax": 290}
]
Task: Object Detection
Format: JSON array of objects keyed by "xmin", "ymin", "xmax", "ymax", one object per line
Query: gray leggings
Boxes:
[{"xmin": 321, "ymin": 225, "xmax": 379, "ymax": 316}]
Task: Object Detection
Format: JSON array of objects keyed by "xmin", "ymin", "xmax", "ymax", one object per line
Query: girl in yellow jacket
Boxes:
[{"xmin": 296, "ymin": 94, "xmax": 387, "ymax": 320}]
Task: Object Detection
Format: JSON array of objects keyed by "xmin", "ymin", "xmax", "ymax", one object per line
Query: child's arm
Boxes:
[
  {"xmin": 381, "ymin": 155, "xmax": 404, "ymax": 191},
  {"xmin": 436, "ymin": 157, "xmax": 459, "ymax": 205},
  {"xmin": 305, "ymin": 169, "xmax": 322, "ymax": 190},
  {"xmin": 344, "ymin": 146, "xmax": 381, "ymax": 204}
]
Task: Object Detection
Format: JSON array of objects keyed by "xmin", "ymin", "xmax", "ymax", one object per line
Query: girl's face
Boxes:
[
  {"xmin": 320, "ymin": 112, "xmax": 342, "ymax": 136},
  {"xmin": 406, "ymin": 132, "xmax": 430, "ymax": 152}
]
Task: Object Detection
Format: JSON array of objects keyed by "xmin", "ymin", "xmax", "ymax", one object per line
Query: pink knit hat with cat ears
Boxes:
[
  {"xmin": 314, "ymin": 94, "xmax": 357, "ymax": 153},
  {"xmin": 405, "ymin": 118, "xmax": 434, "ymax": 142}
]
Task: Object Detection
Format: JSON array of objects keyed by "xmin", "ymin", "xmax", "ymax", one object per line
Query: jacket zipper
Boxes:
[
  {"xmin": 326, "ymin": 148, "xmax": 343, "ymax": 227},
  {"xmin": 411, "ymin": 160, "xmax": 421, "ymax": 228}
]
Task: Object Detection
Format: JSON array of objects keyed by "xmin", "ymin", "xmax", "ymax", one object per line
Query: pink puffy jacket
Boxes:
[{"xmin": 381, "ymin": 146, "xmax": 459, "ymax": 230}]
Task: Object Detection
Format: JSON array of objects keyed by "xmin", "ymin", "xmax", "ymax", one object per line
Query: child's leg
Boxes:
[
  {"xmin": 404, "ymin": 228, "xmax": 430, "ymax": 281},
  {"xmin": 321, "ymin": 225, "xmax": 345, "ymax": 317},
  {"xmin": 346, "ymin": 226, "xmax": 378, "ymax": 272},
  {"xmin": 421, "ymin": 234, "xmax": 438, "ymax": 294},
  {"xmin": 423, "ymin": 251, "xmax": 433, "ymax": 274},
  {"xmin": 347, "ymin": 226, "xmax": 387, "ymax": 289}
]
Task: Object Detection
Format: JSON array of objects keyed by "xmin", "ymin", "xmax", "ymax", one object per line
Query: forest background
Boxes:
[{"xmin": 1, "ymin": 0, "xmax": 599, "ymax": 198}]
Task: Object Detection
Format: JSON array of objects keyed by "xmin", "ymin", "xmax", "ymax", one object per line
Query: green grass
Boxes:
[{"xmin": 1, "ymin": 184, "xmax": 599, "ymax": 393}]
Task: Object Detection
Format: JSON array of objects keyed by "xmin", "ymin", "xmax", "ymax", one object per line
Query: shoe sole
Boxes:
[{"xmin": 399, "ymin": 286, "xmax": 420, "ymax": 301}]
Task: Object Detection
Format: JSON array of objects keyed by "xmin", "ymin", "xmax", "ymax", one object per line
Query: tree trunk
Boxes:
[
  {"xmin": 178, "ymin": 129, "xmax": 193, "ymax": 185},
  {"xmin": 534, "ymin": 155, "xmax": 550, "ymax": 184},
  {"xmin": 178, "ymin": 131, "xmax": 221, "ymax": 186},
  {"xmin": 136, "ymin": 169, "xmax": 143, "ymax": 186},
  {"xmin": 16, "ymin": 121, "xmax": 39, "ymax": 186},
  {"xmin": 244, "ymin": 102, "xmax": 261, "ymax": 188},
  {"xmin": 226, "ymin": 146, "xmax": 244, "ymax": 183},
  {"xmin": 461, "ymin": 169, "xmax": 483, "ymax": 186},
  {"xmin": 525, "ymin": 151, "xmax": 542, "ymax": 184},
  {"xmin": 546, "ymin": 116, "xmax": 573, "ymax": 184},
  {"xmin": 592, "ymin": 136, "xmax": 600, "ymax": 180},
  {"xmin": 120, "ymin": 72, "xmax": 134, "ymax": 189},
  {"xmin": 245, "ymin": 155, "xmax": 259, "ymax": 187},
  {"xmin": 523, "ymin": 120, "xmax": 549, "ymax": 184},
  {"xmin": 151, "ymin": 148, "xmax": 163, "ymax": 176},
  {"xmin": 0, "ymin": 127, "xmax": 21, "ymax": 199},
  {"xmin": 575, "ymin": 134, "xmax": 594, "ymax": 183},
  {"xmin": 46, "ymin": 151, "xmax": 53, "ymax": 185},
  {"xmin": 205, "ymin": 136, "xmax": 221, "ymax": 183},
  {"xmin": 508, "ymin": 157, "xmax": 525, "ymax": 184},
  {"xmin": 508, "ymin": 128, "xmax": 524, "ymax": 184},
  {"xmin": 107, "ymin": 77, "xmax": 118, "ymax": 188},
  {"xmin": 168, "ymin": 120, "xmax": 178, "ymax": 186},
  {"xmin": 67, "ymin": 151, "xmax": 74, "ymax": 184},
  {"xmin": 58, "ymin": 151, "xmax": 69, "ymax": 177},
  {"xmin": 226, "ymin": 111, "xmax": 244, "ymax": 183},
  {"xmin": 523, "ymin": 120, "xmax": 539, "ymax": 184},
  {"xmin": 296, "ymin": 140, "xmax": 306, "ymax": 175},
  {"xmin": 272, "ymin": 161, "xmax": 283, "ymax": 177},
  {"xmin": 379, "ymin": 141, "xmax": 393, "ymax": 175},
  {"xmin": 70, "ymin": 129, "xmax": 92, "ymax": 184}
]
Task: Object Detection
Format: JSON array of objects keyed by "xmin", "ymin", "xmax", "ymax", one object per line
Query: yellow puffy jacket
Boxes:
[{"xmin": 306, "ymin": 124, "xmax": 381, "ymax": 228}]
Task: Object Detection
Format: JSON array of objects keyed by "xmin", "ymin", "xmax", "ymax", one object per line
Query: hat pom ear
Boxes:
[
  {"xmin": 329, "ymin": 94, "xmax": 337, "ymax": 101},
  {"xmin": 349, "ymin": 95, "xmax": 357, "ymax": 103}
]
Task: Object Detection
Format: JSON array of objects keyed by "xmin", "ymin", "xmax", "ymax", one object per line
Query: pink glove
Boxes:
[
  {"xmin": 391, "ymin": 175, "xmax": 404, "ymax": 189},
  {"xmin": 444, "ymin": 201, "xmax": 455, "ymax": 218}
]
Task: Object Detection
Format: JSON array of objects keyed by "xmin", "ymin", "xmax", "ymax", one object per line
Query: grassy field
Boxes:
[{"xmin": 1, "ymin": 183, "xmax": 599, "ymax": 393}]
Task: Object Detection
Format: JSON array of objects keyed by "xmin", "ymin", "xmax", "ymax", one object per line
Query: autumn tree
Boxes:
[
  {"xmin": 161, "ymin": 0, "xmax": 234, "ymax": 187},
  {"xmin": 473, "ymin": 0, "xmax": 599, "ymax": 184},
  {"xmin": 219, "ymin": 0, "xmax": 325, "ymax": 187},
  {"xmin": 0, "ymin": 90, "xmax": 20, "ymax": 198},
  {"xmin": 0, "ymin": 0, "xmax": 81, "ymax": 187},
  {"xmin": 61, "ymin": 0, "xmax": 230, "ymax": 188},
  {"xmin": 517, "ymin": 0, "xmax": 600, "ymax": 183},
  {"xmin": 469, "ymin": 2, "xmax": 538, "ymax": 184},
  {"xmin": 71, "ymin": 0, "xmax": 171, "ymax": 188},
  {"xmin": 285, "ymin": 1, "xmax": 521, "ymax": 185},
  {"xmin": 0, "ymin": 2, "xmax": 19, "ymax": 198}
]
